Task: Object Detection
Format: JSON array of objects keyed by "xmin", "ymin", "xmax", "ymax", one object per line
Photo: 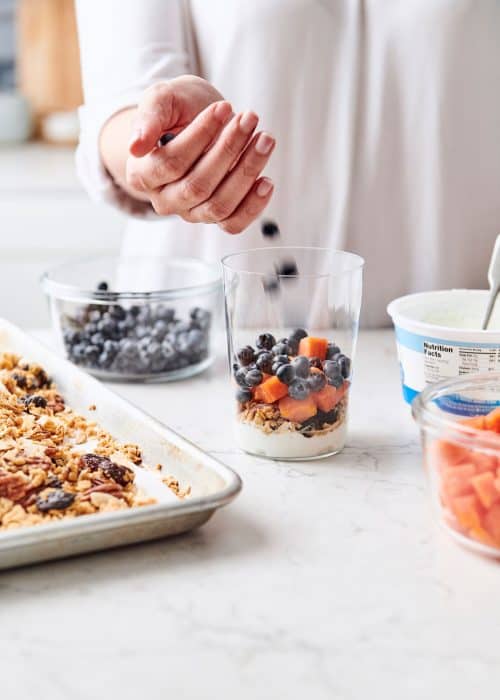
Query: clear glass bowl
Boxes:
[
  {"xmin": 42, "ymin": 256, "xmax": 222, "ymax": 382},
  {"xmin": 222, "ymin": 246, "xmax": 364, "ymax": 460},
  {"xmin": 413, "ymin": 373, "xmax": 500, "ymax": 557}
]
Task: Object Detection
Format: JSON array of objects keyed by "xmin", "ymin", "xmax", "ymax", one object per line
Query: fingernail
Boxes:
[
  {"xmin": 255, "ymin": 132, "xmax": 275, "ymax": 155},
  {"xmin": 239, "ymin": 111, "xmax": 259, "ymax": 135},
  {"xmin": 257, "ymin": 178, "xmax": 274, "ymax": 197},
  {"xmin": 214, "ymin": 101, "xmax": 232, "ymax": 123},
  {"xmin": 129, "ymin": 127, "xmax": 143, "ymax": 146}
]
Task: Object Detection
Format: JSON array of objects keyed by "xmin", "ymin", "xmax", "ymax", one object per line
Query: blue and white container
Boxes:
[{"xmin": 388, "ymin": 290, "xmax": 500, "ymax": 410}]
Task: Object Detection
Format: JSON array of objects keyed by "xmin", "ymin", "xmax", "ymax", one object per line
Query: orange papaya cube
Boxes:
[
  {"xmin": 441, "ymin": 462, "xmax": 476, "ymax": 498},
  {"xmin": 483, "ymin": 503, "xmax": 500, "ymax": 546},
  {"xmin": 484, "ymin": 407, "xmax": 500, "ymax": 433},
  {"xmin": 278, "ymin": 396, "xmax": 317, "ymax": 423},
  {"xmin": 450, "ymin": 494, "xmax": 483, "ymax": 531},
  {"xmin": 298, "ymin": 336, "xmax": 329, "ymax": 361},
  {"xmin": 469, "ymin": 527, "xmax": 498, "ymax": 548},
  {"xmin": 254, "ymin": 376, "xmax": 288, "ymax": 404},
  {"xmin": 430, "ymin": 439, "xmax": 469, "ymax": 470},
  {"xmin": 470, "ymin": 472, "xmax": 500, "ymax": 509},
  {"xmin": 312, "ymin": 384, "xmax": 340, "ymax": 412}
]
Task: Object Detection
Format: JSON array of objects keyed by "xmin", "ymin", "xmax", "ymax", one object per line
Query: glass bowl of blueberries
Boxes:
[{"xmin": 42, "ymin": 256, "xmax": 221, "ymax": 382}]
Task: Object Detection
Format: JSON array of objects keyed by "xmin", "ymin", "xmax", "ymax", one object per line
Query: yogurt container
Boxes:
[{"xmin": 387, "ymin": 290, "xmax": 500, "ymax": 412}]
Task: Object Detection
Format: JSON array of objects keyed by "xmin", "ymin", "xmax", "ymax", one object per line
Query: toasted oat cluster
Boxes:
[
  {"xmin": 0, "ymin": 353, "xmax": 184, "ymax": 532},
  {"xmin": 238, "ymin": 395, "xmax": 347, "ymax": 436}
]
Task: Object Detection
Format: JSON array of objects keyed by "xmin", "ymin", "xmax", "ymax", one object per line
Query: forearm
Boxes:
[{"xmin": 99, "ymin": 107, "xmax": 151, "ymax": 203}]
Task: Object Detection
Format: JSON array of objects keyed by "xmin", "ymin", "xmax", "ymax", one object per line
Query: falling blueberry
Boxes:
[
  {"xmin": 97, "ymin": 281, "xmax": 109, "ymax": 291},
  {"xmin": 262, "ymin": 273, "xmax": 280, "ymax": 294},
  {"xmin": 276, "ymin": 259, "xmax": 298, "ymax": 277},
  {"xmin": 261, "ymin": 220, "xmax": 280, "ymax": 238}
]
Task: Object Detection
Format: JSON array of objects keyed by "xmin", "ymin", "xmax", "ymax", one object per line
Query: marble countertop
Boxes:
[{"xmin": 1, "ymin": 329, "xmax": 499, "ymax": 700}]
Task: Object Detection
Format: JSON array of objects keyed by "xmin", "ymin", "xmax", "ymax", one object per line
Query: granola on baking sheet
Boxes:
[{"xmin": 0, "ymin": 353, "xmax": 185, "ymax": 532}]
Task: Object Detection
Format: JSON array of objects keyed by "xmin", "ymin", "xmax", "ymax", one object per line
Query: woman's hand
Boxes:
[{"xmin": 101, "ymin": 76, "xmax": 275, "ymax": 233}]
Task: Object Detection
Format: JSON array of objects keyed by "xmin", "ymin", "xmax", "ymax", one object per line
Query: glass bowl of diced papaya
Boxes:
[{"xmin": 413, "ymin": 373, "xmax": 500, "ymax": 556}]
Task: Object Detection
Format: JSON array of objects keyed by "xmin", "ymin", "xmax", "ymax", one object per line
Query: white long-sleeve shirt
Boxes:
[{"xmin": 75, "ymin": 0, "xmax": 500, "ymax": 327}]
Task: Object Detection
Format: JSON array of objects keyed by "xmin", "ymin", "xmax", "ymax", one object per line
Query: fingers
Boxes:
[
  {"xmin": 219, "ymin": 177, "xmax": 275, "ymax": 234},
  {"xmin": 127, "ymin": 101, "xmax": 233, "ymax": 192},
  {"xmin": 189, "ymin": 130, "xmax": 275, "ymax": 222},
  {"xmin": 129, "ymin": 83, "xmax": 176, "ymax": 157},
  {"xmin": 152, "ymin": 111, "xmax": 260, "ymax": 213}
]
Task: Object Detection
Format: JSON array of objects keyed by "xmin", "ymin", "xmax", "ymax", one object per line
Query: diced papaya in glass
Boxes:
[
  {"xmin": 484, "ymin": 407, "xmax": 500, "ymax": 433},
  {"xmin": 312, "ymin": 384, "xmax": 340, "ymax": 412},
  {"xmin": 470, "ymin": 451, "xmax": 497, "ymax": 474},
  {"xmin": 470, "ymin": 472, "xmax": 500, "ymax": 509},
  {"xmin": 278, "ymin": 395, "xmax": 317, "ymax": 423},
  {"xmin": 431, "ymin": 440, "xmax": 469, "ymax": 470},
  {"xmin": 450, "ymin": 494, "xmax": 483, "ymax": 531},
  {"xmin": 441, "ymin": 462, "xmax": 476, "ymax": 498},
  {"xmin": 298, "ymin": 337, "xmax": 329, "ymax": 360},
  {"xmin": 469, "ymin": 527, "xmax": 498, "ymax": 548},
  {"xmin": 254, "ymin": 376, "xmax": 288, "ymax": 404},
  {"xmin": 483, "ymin": 503, "xmax": 500, "ymax": 545}
]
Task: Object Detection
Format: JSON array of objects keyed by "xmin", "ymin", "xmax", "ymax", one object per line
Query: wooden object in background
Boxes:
[{"xmin": 17, "ymin": 0, "xmax": 83, "ymax": 140}]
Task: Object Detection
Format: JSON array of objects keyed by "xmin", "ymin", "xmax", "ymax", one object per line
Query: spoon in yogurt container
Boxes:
[{"xmin": 481, "ymin": 234, "xmax": 500, "ymax": 330}]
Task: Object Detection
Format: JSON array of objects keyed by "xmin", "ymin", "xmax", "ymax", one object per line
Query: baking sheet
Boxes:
[{"xmin": 0, "ymin": 319, "xmax": 241, "ymax": 569}]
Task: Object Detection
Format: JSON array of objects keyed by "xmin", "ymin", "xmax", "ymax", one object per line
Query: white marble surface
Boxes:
[{"xmin": 1, "ymin": 329, "xmax": 500, "ymax": 700}]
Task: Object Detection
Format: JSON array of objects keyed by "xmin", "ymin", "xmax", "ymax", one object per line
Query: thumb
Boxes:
[{"xmin": 129, "ymin": 83, "xmax": 178, "ymax": 158}]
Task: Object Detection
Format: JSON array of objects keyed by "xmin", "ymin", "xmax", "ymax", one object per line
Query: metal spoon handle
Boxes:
[{"xmin": 481, "ymin": 235, "xmax": 500, "ymax": 330}]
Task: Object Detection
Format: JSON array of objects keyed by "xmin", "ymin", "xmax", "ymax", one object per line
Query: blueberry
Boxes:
[
  {"xmin": 245, "ymin": 368, "xmax": 263, "ymax": 387},
  {"xmin": 272, "ymin": 342, "xmax": 291, "ymax": 356},
  {"xmin": 236, "ymin": 387, "xmax": 253, "ymax": 404},
  {"xmin": 83, "ymin": 345, "xmax": 100, "ymax": 365},
  {"xmin": 307, "ymin": 372, "xmax": 326, "ymax": 392},
  {"xmin": 290, "ymin": 328, "xmax": 308, "ymax": 344},
  {"xmin": 129, "ymin": 305, "xmax": 141, "ymax": 317},
  {"xmin": 328, "ymin": 374, "xmax": 344, "ymax": 388},
  {"xmin": 276, "ymin": 363, "xmax": 296, "ymax": 385},
  {"xmin": 323, "ymin": 360, "xmax": 341, "ymax": 379},
  {"xmin": 71, "ymin": 344, "xmax": 86, "ymax": 362},
  {"xmin": 262, "ymin": 274, "xmax": 280, "ymax": 294},
  {"xmin": 261, "ymin": 220, "xmax": 280, "ymax": 238},
  {"xmin": 308, "ymin": 356, "xmax": 323, "ymax": 370},
  {"xmin": 109, "ymin": 305, "xmax": 126, "ymax": 321},
  {"xmin": 135, "ymin": 325, "xmax": 150, "ymax": 339},
  {"xmin": 256, "ymin": 351, "xmax": 274, "ymax": 374},
  {"xmin": 121, "ymin": 339, "xmax": 139, "ymax": 357},
  {"xmin": 190, "ymin": 307, "xmax": 211, "ymax": 330},
  {"xmin": 98, "ymin": 318, "xmax": 118, "ymax": 338},
  {"xmin": 158, "ymin": 132, "xmax": 176, "ymax": 146},
  {"xmin": 237, "ymin": 346, "xmax": 255, "ymax": 366},
  {"xmin": 326, "ymin": 343, "xmax": 341, "ymax": 360},
  {"xmin": 235, "ymin": 367, "xmax": 248, "ymax": 387},
  {"xmin": 98, "ymin": 351, "xmax": 114, "ymax": 369},
  {"xmin": 291, "ymin": 355, "xmax": 310, "ymax": 379},
  {"xmin": 88, "ymin": 309, "xmax": 102, "ymax": 323},
  {"xmin": 277, "ymin": 259, "xmax": 298, "ymax": 277},
  {"xmin": 288, "ymin": 378, "xmax": 310, "ymax": 401},
  {"xmin": 97, "ymin": 281, "xmax": 109, "ymax": 291},
  {"xmin": 256, "ymin": 333, "xmax": 276, "ymax": 351},
  {"xmin": 337, "ymin": 354, "xmax": 351, "ymax": 378},
  {"xmin": 90, "ymin": 333, "xmax": 105, "ymax": 348}
]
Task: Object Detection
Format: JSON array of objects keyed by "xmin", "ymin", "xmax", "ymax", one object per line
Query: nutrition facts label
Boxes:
[{"xmin": 423, "ymin": 341, "xmax": 500, "ymax": 383}]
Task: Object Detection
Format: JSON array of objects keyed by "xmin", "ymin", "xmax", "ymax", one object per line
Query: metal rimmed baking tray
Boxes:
[{"xmin": 0, "ymin": 319, "xmax": 242, "ymax": 570}]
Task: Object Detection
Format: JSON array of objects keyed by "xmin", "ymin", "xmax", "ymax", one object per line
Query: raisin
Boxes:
[
  {"xmin": 79, "ymin": 453, "xmax": 133, "ymax": 487},
  {"xmin": 46, "ymin": 475, "xmax": 62, "ymax": 488},
  {"xmin": 12, "ymin": 372, "xmax": 27, "ymax": 388},
  {"xmin": 36, "ymin": 489, "xmax": 75, "ymax": 512},
  {"xmin": 22, "ymin": 395, "xmax": 47, "ymax": 409}
]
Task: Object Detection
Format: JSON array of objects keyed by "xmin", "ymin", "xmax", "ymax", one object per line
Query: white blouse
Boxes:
[{"xmin": 75, "ymin": 0, "xmax": 500, "ymax": 327}]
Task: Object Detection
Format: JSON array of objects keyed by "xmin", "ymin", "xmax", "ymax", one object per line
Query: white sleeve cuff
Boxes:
[{"xmin": 75, "ymin": 95, "xmax": 158, "ymax": 219}]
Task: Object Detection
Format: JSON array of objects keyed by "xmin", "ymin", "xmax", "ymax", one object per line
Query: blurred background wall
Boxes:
[{"xmin": 0, "ymin": 0, "xmax": 123, "ymax": 328}]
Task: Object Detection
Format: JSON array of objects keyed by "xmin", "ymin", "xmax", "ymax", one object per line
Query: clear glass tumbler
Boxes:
[{"xmin": 222, "ymin": 247, "xmax": 364, "ymax": 460}]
